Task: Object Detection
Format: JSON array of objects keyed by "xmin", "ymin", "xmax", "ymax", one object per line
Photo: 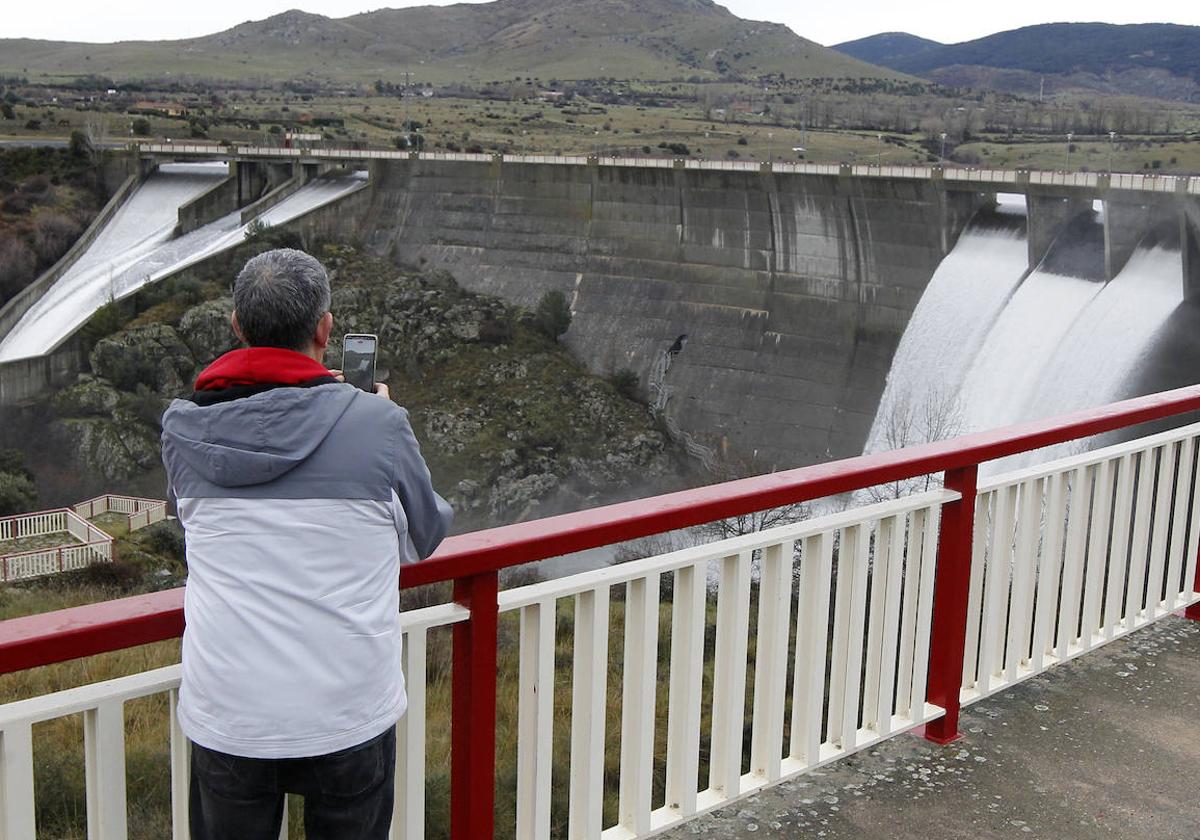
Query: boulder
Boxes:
[
  {"xmin": 89, "ymin": 324, "xmax": 196, "ymax": 395},
  {"xmin": 54, "ymin": 375, "xmax": 122, "ymax": 417},
  {"xmin": 177, "ymin": 297, "xmax": 239, "ymax": 367}
]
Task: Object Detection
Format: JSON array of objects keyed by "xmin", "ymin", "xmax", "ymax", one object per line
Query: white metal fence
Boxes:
[
  {"xmin": 0, "ymin": 510, "xmax": 68, "ymax": 542},
  {"xmin": 0, "ymin": 540, "xmax": 113, "ymax": 583},
  {"xmin": 0, "ymin": 508, "xmax": 115, "ymax": 583},
  {"xmin": 74, "ymin": 495, "xmax": 169, "ymax": 532},
  {"xmin": 961, "ymin": 423, "xmax": 1200, "ymax": 705}
]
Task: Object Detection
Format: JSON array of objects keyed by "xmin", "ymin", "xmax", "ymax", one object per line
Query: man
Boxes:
[{"xmin": 161, "ymin": 248, "xmax": 452, "ymax": 840}]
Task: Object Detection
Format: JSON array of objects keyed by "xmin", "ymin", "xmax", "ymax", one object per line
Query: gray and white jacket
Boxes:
[{"xmin": 161, "ymin": 351, "xmax": 452, "ymax": 759}]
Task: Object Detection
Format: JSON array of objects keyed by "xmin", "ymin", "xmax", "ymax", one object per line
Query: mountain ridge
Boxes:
[
  {"xmin": 833, "ymin": 22, "xmax": 1200, "ymax": 101},
  {"xmin": 0, "ymin": 0, "xmax": 900, "ymax": 84}
]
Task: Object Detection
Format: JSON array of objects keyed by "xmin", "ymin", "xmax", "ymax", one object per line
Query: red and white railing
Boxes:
[
  {"xmin": 0, "ymin": 508, "xmax": 113, "ymax": 583},
  {"xmin": 74, "ymin": 495, "xmax": 168, "ymax": 532},
  {"xmin": 3, "ymin": 386, "xmax": 1200, "ymax": 839}
]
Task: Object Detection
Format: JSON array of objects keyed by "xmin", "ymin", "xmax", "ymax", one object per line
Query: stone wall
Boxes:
[{"xmin": 298, "ymin": 159, "xmax": 987, "ymax": 469}]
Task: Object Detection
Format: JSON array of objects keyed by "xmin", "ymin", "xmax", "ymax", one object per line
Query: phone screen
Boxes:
[{"xmin": 342, "ymin": 334, "xmax": 378, "ymax": 392}]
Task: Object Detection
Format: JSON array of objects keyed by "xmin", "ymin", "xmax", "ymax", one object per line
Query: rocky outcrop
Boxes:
[
  {"xmin": 177, "ymin": 297, "xmax": 239, "ymax": 367},
  {"xmin": 48, "ymin": 248, "xmax": 689, "ymax": 527},
  {"xmin": 88, "ymin": 324, "xmax": 197, "ymax": 395}
]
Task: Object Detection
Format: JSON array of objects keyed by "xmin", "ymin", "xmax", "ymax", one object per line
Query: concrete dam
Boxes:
[
  {"xmin": 301, "ymin": 158, "xmax": 989, "ymax": 470},
  {"xmin": 5, "ymin": 146, "xmax": 1199, "ymax": 473},
  {"xmin": 296, "ymin": 155, "xmax": 1199, "ymax": 471}
]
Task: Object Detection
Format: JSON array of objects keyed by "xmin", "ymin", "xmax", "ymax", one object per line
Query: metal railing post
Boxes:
[
  {"xmin": 450, "ymin": 570, "xmax": 499, "ymax": 840},
  {"xmin": 1186, "ymin": 548, "xmax": 1200, "ymax": 621},
  {"xmin": 924, "ymin": 465, "xmax": 978, "ymax": 744}
]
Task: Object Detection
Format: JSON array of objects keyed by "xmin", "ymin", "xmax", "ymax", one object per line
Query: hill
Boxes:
[
  {"xmin": 833, "ymin": 32, "xmax": 942, "ymax": 67},
  {"xmin": 0, "ymin": 0, "xmax": 899, "ymax": 85},
  {"xmin": 834, "ymin": 23, "xmax": 1200, "ymax": 101}
]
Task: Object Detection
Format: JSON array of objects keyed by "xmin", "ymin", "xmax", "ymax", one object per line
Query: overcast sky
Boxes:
[{"xmin": 6, "ymin": 0, "xmax": 1198, "ymax": 48}]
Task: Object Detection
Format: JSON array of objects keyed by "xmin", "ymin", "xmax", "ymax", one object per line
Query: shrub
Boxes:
[
  {"xmin": 0, "ymin": 231, "xmax": 36, "ymax": 303},
  {"xmin": 24, "ymin": 119, "xmax": 41, "ymax": 131},
  {"xmin": 21, "ymin": 174, "xmax": 50, "ymax": 195},
  {"xmin": 478, "ymin": 316, "xmax": 512, "ymax": 345},
  {"xmin": 0, "ymin": 449, "xmax": 33, "ymax": 481},
  {"xmin": 610, "ymin": 368, "xmax": 639, "ymax": 400},
  {"xmin": 0, "ymin": 471, "xmax": 37, "ymax": 517},
  {"xmin": 243, "ymin": 218, "xmax": 271, "ymax": 241},
  {"xmin": 131, "ymin": 118, "xmax": 151, "ymax": 137},
  {"xmin": 141, "ymin": 520, "xmax": 185, "ymax": 563},
  {"xmin": 533, "ymin": 290, "xmax": 572, "ymax": 341},
  {"xmin": 31, "ymin": 212, "xmax": 83, "ymax": 265},
  {"xmin": 1, "ymin": 192, "xmax": 31, "ymax": 214},
  {"xmin": 737, "ymin": 136, "xmax": 748, "ymax": 145},
  {"xmin": 68, "ymin": 129, "xmax": 93, "ymax": 159}
]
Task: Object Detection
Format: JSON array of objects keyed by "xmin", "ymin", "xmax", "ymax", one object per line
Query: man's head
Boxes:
[{"xmin": 231, "ymin": 248, "xmax": 333, "ymax": 360}]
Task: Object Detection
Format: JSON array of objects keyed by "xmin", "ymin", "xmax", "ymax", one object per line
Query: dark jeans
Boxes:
[{"xmin": 189, "ymin": 728, "xmax": 396, "ymax": 840}]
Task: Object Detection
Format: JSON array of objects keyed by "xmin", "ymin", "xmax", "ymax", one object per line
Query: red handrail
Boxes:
[{"xmin": 3, "ymin": 382, "xmax": 1200, "ymax": 675}]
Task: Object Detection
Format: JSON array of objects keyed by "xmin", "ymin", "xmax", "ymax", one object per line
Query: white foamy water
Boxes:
[
  {"xmin": 0, "ymin": 169, "xmax": 367, "ymax": 361},
  {"xmin": 868, "ymin": 200, "xmax": 1183, "ymax": 475},
  {"xmin": 865, "ymin": 226, "xmax": 1028, "ymax": 453},
  {"xmin": 1025, "ymin": 246, "xmax": 1182, "ymax": 421},
  {"xmin": 956, "ymin": 269, "xmax": 1104, "ymax": 435}
]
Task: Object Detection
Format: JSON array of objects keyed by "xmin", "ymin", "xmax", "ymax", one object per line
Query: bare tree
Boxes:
[
  {"xmin": 865, "ymin": 387, "xmax": 964, "ymax": 502},
  {"xmin": 703, "ymin": 502, "xmax": 811, "ymax": 541}
]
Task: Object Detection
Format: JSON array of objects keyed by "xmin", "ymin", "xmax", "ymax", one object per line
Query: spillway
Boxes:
[
  {"xmin": 865, "ymin": 217, "xmax": 1028, "ymax": 453},
  {"xmin": 867, "ymin": 198, "xmax": 1185, "ymax": 471},
  {"xmin": 0, "ymin": 168, "xmax": 368, "ymax": 362}
]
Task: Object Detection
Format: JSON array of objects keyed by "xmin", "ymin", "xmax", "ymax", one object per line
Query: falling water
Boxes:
[
  {"xmin": 867, "ymin": 197, "xmax": 1183, "ymax": 471},
  {"xmin": 865, "ymin": 213, "xmax": 1028, "ymax": 453},
  {"xmin": 0, "ymin": 168, "xmax": 368, "ymax": 362}
]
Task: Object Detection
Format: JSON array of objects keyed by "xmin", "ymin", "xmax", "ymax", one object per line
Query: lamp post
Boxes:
[
  {"xmin": 939, "ymin": 132, "xmax": 947, "ymax": 160},
  {"xmin": 1065, "ymin": 132, "xmax": 1074, "ymax": 170},
  {"xmin": 767, "ymin": 131, "xmax": 773, "ymax": 162},
  {"xmin": 1108, "ymin": 130, "xmax": 1116, "ymax": 172}
]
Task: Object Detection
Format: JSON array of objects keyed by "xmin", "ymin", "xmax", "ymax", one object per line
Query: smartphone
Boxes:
[{"xmin": 342, "ymin": 334, "xmax": 378, "ymax": 392}]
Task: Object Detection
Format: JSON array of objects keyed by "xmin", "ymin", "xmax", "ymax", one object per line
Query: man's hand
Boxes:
[{"xmin": 329, "ymin": 368, "xmax": 388, "ymax": 398}]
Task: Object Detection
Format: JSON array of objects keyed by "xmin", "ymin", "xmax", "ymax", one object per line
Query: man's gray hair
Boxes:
[{"xmin": 233, "ymin": 249, "xmax": 331, "ymax": 351}]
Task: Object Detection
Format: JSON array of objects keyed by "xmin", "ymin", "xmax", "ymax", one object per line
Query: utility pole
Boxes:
[
  {"xmin": 1065, "ymin": 132, "xmax": 1073, "ymax": 170},
  {"xmin": 1108, "ymin": 130, "xmax": 1116, "ymax": 172}
]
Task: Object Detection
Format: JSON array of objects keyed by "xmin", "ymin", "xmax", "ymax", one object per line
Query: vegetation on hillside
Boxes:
[
  {"xmin": 0, "ymin": 0, "xmax": 897, "ymax": 86},
  {"xmin": 0, "ymin": 144, "xmax": 103, "ymax": 305}
]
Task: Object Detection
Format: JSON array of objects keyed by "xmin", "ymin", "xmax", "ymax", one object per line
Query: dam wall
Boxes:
[{"xmin": 298, "ymin": 159, "xmax": 988, "ymax": 469}]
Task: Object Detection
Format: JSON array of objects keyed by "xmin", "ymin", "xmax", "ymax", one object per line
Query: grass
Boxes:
[{"xmin": 0, "ymin": 532, "xmax": 82, "ymax": 554}]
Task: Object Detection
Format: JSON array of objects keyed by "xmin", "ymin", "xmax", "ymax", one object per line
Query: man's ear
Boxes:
[
  {"xmin": 230, "ymin": 311, "xmax": 247, "ymax": 345},
  {"xmin": 314, "ymin": 312, "xmax": 334, "ymax": 350}
]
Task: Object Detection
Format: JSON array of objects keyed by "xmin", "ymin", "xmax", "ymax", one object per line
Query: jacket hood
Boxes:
[
  {"xmin": 194, "ymin": 347, "xmax": 333, "ymax": 391},
  {"xmin": 162, "ymin": 384, "xmax": 358, "ymax": 488}
]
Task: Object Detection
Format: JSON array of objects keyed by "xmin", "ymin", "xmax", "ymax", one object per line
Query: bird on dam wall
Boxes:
[{"xmin": 668, "ymin": 334, "xmax": 689, "ymax": 356}]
